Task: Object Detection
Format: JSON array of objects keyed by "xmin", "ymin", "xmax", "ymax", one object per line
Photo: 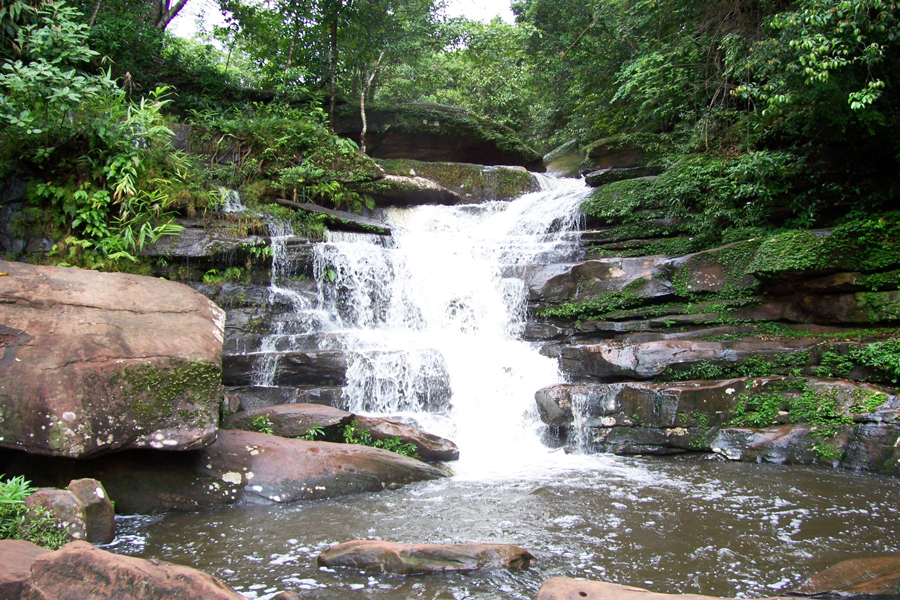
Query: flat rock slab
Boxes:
[
  {"xmin": 275, "ymin": 199, "xmax": 391, "ymax": 235},
  {"xmin": 0, "ymin": 260, "xmax": 224, "ymax": 458},
  {"xmin": 792, "ymin": 555, "xmax": 900, "ymax": 597},
  {"xmin": 536, "ymin": 578, "xmax": 789, "ymax": 600},
  {"xmin": 0, "ymin": 540, "xmax": 50, "ymax": 600},
  {"xmin": 15, "ymin": 429, "xmax": 449, "ymax": 513},
  {"xmin": 355, "ymin": 174, "xmax": 461, "ymax": 206},
  {"xmin": 223, "ymin": 404, "xmax": 460, "ymax": 462},
  {"xmin": 23, "ymin": 541, "xmax": 244, "ymax": 600},
  {"xmin": 355, "ymin": 415, "xmax": 460, "ymax": 462},
  {"xmin": 223, "ymin": 403, "xmax": 353, "ymax": 441},
  {"xmin": 317, "ymin": 540, "xmax": 533, "ymax": 574}
]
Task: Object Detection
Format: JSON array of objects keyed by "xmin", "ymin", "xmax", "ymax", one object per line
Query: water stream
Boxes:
[{"xmin": 115, "ymin": 178, "xmax": 900, "ymax": 599}]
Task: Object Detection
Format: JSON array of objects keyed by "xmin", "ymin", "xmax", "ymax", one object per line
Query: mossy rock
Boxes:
[
  {"xmin": 334, "ymin": 104, "xmax": 544, "ymax": 171},
  {"xmin": 377, "ymin": 159, "xmax": 537, "ymax": 202}
]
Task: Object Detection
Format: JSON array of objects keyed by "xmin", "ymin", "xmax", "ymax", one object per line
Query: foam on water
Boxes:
[{"xmin": 311, "ymin": 176, "xmax": 592, "ymax": 480}]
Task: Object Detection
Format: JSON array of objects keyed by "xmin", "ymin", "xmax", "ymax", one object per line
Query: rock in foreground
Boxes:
[
  {"xmin": 792, "ymin": 555, "xmax": 900, "ymax": 597},
  {"xmin": 0, "ymin": 540, "xmax": 49, "ymax": 600},
  {"xmin": 0, "ymin": 260, "xmax": 224, "ymax": 458},
  {"xmin": 317, "ymin": 540, "xmax": 533, "ymax": 574},
  {"xmin": 12, "ymin": 430, "xmax": 449, "ymax": 513},
  {"xmin": 23, "ymin": 541, "xmax": 244, "ymax": 600},
  {"xmin": 536, "ymin": 578, "xmax": 789, "ymax": 600}
]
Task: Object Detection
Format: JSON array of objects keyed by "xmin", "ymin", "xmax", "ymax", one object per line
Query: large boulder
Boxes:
[
  {"xmin": 536, "ymin": 578, "xmax": 788, "ymax": 600},
  {"xmin": 23, "ymin": 541, "xmax": 245, "ymax": 600},
  {"xmin": 0, "ymin": 540, "xmax": 49, "ymax": 600},
  {"xmin": 317, "ymin": 540, "xmax": 533, "ymax": 574},
  {"xmin": 377, "ymin": 159, "xmax": 539, "ymax": 202},
  {"xmin": 353, "ymin": 174, "xmax": 462, "ymax": 207},
  {"xmin": 223, "ymin": 404, "xmax": 460, "ymax": 462},
  {"xmin": 10, "ymin": 430, "xmax": 448, "ymax": 513},
  {"xmin": 334, "ymin": 103, "xmax": 544, "ymax": 171},
  {"xmin": 0, "ymin": 261, "xmax": 224, "ymax": 458},
  {"xmin": 792, "ymin": 555, "xmax": 900, "ymax": 597}
]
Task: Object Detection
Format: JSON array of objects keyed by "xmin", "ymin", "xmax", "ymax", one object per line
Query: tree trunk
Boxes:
[
  {"xmin": 359, "ymin": 51, "xmax": 384, "ymax": 155},
  {"xmin": 149, "ymin": 0, "xmax": 191, "ymax": 30},
  {"xmin": 88, "ymin": 0, "xmax": 102, "ymax": 27},
  {"xmin": 329, "ymin": 18, "xmax": 338, "ymax": 133}
]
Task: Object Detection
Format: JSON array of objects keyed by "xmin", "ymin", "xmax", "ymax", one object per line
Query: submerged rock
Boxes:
[
  {"xmin": 536, "ymin": 578, "xmax": 789, "ymax": 600},
  {"xmin": 792, "ymin": 555, "xmax": 900, "ymax": 597},
  {"xmin": 23, "ymin": 541, "xmax": 245, "ymax": 600},
  {"xmin": 317, "ymin": 540, "xmax": 533, "ymax": 574},
  {"xmin": 0, "ymin": 261, "xmax": 224, "ymax": 458}
]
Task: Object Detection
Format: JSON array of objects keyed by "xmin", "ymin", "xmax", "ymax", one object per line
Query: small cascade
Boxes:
[{"xmin": 309, "ymin": 175, "xmax": 592, "ymax": 478}]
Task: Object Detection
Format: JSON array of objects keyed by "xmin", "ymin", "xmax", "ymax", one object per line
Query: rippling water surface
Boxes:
[{"xmin": 113, "ymin": 456, "xmax": 900, "ymax": 599}]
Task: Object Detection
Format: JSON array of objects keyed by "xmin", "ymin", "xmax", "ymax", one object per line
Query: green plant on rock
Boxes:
[
  {"xmin": 251, "ymin": 414, "xmax": 275, "ymax": 436},
  {"xmin": 342, "ymin": 419, "xmax": 419, "ymax": 458},
  {"xmin": 300, "ymin": 424, "xmax": 325, "ymax": 441},
  {"xmin": 0, "ymin": 475, "xmax": 70, "ymax": 550}
]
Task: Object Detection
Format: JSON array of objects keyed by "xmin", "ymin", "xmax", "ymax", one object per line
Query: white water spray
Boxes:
[{"xmin": 312, "ymin": 176, "xmax": 596, "ymax": 479}]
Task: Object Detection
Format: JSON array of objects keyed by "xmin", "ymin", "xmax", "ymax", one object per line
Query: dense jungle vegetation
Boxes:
[{"xmin": 1, "ymin": 0, "xmax": 898, "ymax": 270}]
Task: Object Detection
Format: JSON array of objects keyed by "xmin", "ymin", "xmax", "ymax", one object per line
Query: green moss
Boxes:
[
  {"xmin": 859, "ymin": 291, "xmax": 900, "ymax": 323},
  {"xmin": 671, "ymin": 238, "xmax": 763, "ymax": 300},
  {"xmin": 116, "ymin": 360, "xmax": 220, "ymax": 424},
  {"xmin": 663, "ymin": 351, "xmax": 811, "ymax": 381},
  {"xmin": 582, "ymin": 178, "xmax": 663, "ymax": 223},
  {"xmin": 377, "ymin": 158, "xmax": 535, "ymax": 200}
]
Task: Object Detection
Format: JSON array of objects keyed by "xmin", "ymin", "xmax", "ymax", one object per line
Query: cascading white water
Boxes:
[{"xmin": 312, "ymin": 176, "xmax": 596, "ymax": 479}]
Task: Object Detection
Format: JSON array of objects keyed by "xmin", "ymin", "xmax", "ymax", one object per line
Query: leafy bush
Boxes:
[{"xmin": 0, "ymin": 475, "xmax": 70, "ymax": 549}]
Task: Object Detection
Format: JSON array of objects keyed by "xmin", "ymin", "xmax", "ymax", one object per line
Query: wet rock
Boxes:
[
  {"xmin": 536, "ymin": 378, "xmax": 900, "ymax": 473},
  {"xmin": 550, "ymin": 339, "xmax": 818, "ymax": 382},
  {"xmin": 223, "ymin": 350, "xmax": 349, "ymax": 387},
  {"xmin": 584, "ymin": 167, "xmax": 663, "ymax": 187},
  {"xmin": 584, "ymin": 137, "xmax": 649, "ymax": 170},
  {"xmin": 223, "ymin": 403, "xmax": 353, "ymax": 440},
  {"xmin": 354, "ymin": 174, "xmax": 461, "ymax": 206},
  {"xmin": 223, "ymin": 386, "xmax": 345, "ymax": 412},
  {"xmin": 271, "ymin": 592, "xmax": 303, "ymax": 600},
  {"xmin": 274, "ymin": 199, "xmax": 392, "ymax": 235},
  {"xmin": 25, "ymin": 488, "xmax": 88, "ymax": 541},
  {"xmin": 355, "ymin": 415, "xmax": 460, "ymax": 462},
  {"xmin": 377, "ymin": 159, "xmax": 539, "ymax": 202},
  {"xmin": 223, "ymin": 404, "xmax": 459, "ymax": 462},
  {"xmin": 23, "ymin": 540, "xmax": 245, "ymax": 600},
  {"xmin": 544, "ymin": 139, "xmax": 585, "ymax": 178},
  {"xmin": 10, "ymin": 430, "xmax": 448, "ymax": 513},
  {"xmin": 792, "ymin": 555, "xmax": 900, "ymax": 597},
  {"xmin": 535, "ymin": 577, "xmax": 789, "ymax": 600},
  {"xmin": 21, "ymin": 479, "xmax": 114, "ymax": 544},
  {"xmin": 317, "ymin": 540, "xmax": 533, "ymax": 574},
  {"xmin": 65, "ymin": 479, "xmax": 115, "ymax": 544},
  {"xmin": 526, "ymin": 257, "xmax": 672, "ymax": 308},
  {"xmin": 0, "ymin": 540, "xmax": 50, "ymax": 600},
  {"xmin": 0, "ymin": 260, "xmax": 224, "ymax": 458}
]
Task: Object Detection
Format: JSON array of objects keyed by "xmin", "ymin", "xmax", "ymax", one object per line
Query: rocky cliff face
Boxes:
[{"xmin": 526, "ymin": 182, "xmax": 900, "ymax": 475}]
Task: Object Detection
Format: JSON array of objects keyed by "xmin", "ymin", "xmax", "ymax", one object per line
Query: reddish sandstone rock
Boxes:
[
  {"xmin": 0, "ymin": 540, "xmax": 50, "ymax": 600},
  {"xmin": 792, "ymin": 555, "xmax": 900, "ymax": 597},
  {"xmin": 224, "ymin": 404, "xmax": 460, "ymax": 462},
  {"xmin": 0, "ymin": 260, "xmax": 224, "ymax": 458},
  {"xmin": 23, "ymin": 541, "xmax": 244, "ymax": 600},
  {"xmin": 317, "ymin": 539, "xmax": 533, "ymax": 574},
  {"xmin": 536, "ymin": 578, "xmax": 789, "ymax": 600},
  {"xmin": 14, "ymin": 430, "xmax": 449, "ymax": 513},
  {"xmin": 24, "ymin": 489, "xmax": 87, "ymax": 542},
  {"xmin": 66, "ymin": 479, "xmax": 114, "ymax": 544}
]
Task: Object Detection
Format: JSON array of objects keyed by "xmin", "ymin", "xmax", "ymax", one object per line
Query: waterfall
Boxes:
[{"xmin": 310, "ymin": 175, "xmax": 593, "ymax": 479}]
